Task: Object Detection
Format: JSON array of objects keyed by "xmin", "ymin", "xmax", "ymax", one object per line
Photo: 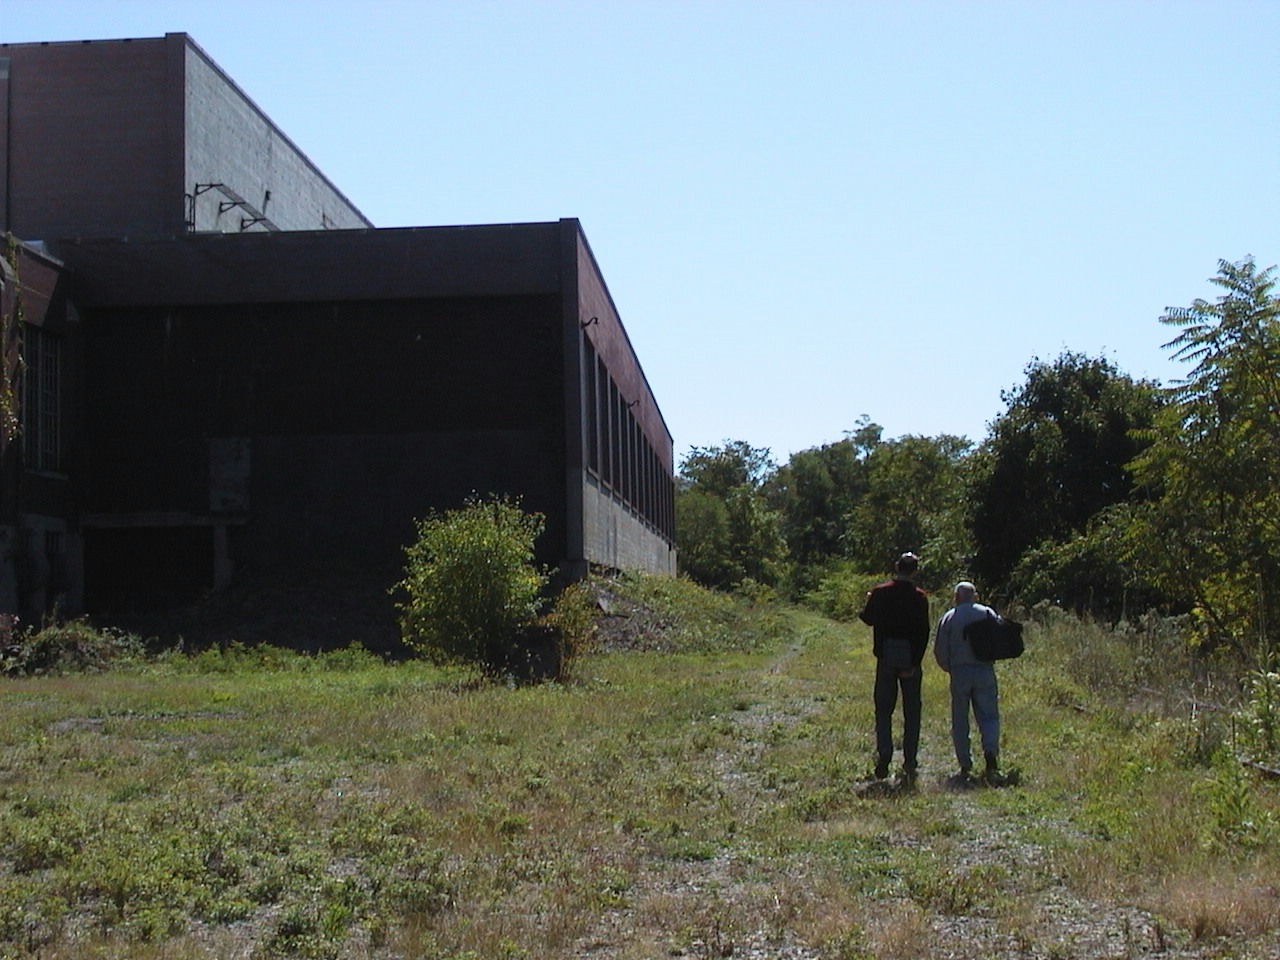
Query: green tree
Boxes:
[
  {"xmin": 723, "ymin": 484, "xmax": 789, "ymax": 588},
  {"xmin": 675, "ymin": 488, "xmax": 736, "ymax": 588},
  {"xmin": 1008, "ymin": 503, "xmax": 1167, "ymax": 620},
  {"xmin": 676, "ymin": 441, "xmax": 788, "ymax": 590},
  {"xmin": 765, "ymin": 436, "xmax": 867, "ymax": 568},
  {"xmin": 968, "ymin": 352, "xmax": 1162, "ymax": 600},
  {"xmin": 392, "ymin": 495, "xmax": 549, "ymax": 677},
  {"xmin": 843, "ymin": 432, "xmax": 971, "ymax": 587},
  {"xmin": 680, "ymin": 440, "xmax": 775, "ymax": 498},
  {"xmin": 1126, "ymin": 257, "xmax": 1280, "ymax": 654}
]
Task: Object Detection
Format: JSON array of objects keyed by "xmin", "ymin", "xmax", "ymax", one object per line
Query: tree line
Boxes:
[{"xmin": 676, "ymin": 257, "xmax": 1279, "ymax": 662}]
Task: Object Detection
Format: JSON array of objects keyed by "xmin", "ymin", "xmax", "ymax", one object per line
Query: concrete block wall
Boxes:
[
  {"xmin": 581, "ymin": 474, "xmax": 676, "ymax": 575},
  {"xmin": 183, "ymin": 38, "xmax": 370, "ymax": 233}
]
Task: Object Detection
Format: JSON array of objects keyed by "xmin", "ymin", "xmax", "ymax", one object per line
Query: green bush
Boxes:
[
  {"xmin": 803, "ymin": 561, "xmax": 882, "ymax": 623},
  {"xmin": 392, "ymin": 496, "xmax": 549, "ymax": 678},
  {"xmin": 1, "ymin": 618, "xmax": 147, "ymax": 676}
]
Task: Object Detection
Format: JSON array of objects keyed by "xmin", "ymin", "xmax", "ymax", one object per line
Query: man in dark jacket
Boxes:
[{"xmin": 859, "ymin": 552, "xmax": 931, "ymax": 780}]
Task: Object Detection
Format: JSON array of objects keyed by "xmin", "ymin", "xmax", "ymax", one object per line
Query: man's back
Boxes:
[{"xmin": 860, "ymin": 577, "xmax": 930, "ymax": 660}]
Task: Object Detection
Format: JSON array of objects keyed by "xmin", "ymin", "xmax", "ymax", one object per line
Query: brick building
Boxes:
[{"xmin": 0, "ymin": 34, "xmax": 675, "ymax": 649}]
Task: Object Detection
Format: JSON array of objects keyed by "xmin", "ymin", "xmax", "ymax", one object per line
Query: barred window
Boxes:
[{"xmin": 21, "ymin": 325, "xmax": 62, "ymax": 474}]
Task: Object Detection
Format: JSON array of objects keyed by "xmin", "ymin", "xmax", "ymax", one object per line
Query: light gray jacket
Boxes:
[{"xmin": 934, "ymin": 601, "xmax": 997, "ymax": 672}]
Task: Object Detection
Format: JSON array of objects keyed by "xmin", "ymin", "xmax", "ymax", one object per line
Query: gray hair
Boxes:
[{"xmin": 954, "ymin": 581, "xmax": 977, "ymax": 602}]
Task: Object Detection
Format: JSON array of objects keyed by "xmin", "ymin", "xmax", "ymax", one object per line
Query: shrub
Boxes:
[
  {"xmin": 392, "ymin": 496, "xmax": 549, "ymax": 678},
  {"xmin": 803, "ymin": 561, "xmax": 882, "ymax": 623},
  {"xmin": 1, "ymin": 618, "xmax": 146, "ymax": 676},
  {"xmin": 542, "ymin": 580, "xmax": 599, "ymax": 681}
]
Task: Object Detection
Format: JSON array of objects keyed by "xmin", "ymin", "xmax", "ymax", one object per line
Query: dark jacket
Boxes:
[{"xmin": 859, "ymin": 577, "xmax": 931, "ymax": 666}]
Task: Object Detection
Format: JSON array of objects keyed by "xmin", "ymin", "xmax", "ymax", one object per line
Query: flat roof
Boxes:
[{"xmin": 52, "ymin": 221, "xmax": 567, "ymax": 306}]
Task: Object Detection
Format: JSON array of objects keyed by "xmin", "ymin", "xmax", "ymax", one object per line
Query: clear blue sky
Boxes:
[{"xmin": 4, "ymin": 1, "xmax": 1276, "ymax": 465}]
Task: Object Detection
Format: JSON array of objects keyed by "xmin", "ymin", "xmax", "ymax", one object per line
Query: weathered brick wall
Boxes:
[
  {"xmin": 0, "ymin": 38, "xmax": 174, "ymax": 238},
  {"xmin": 571, "ymin": 226, "xmax": 677, "ymax": 575}
]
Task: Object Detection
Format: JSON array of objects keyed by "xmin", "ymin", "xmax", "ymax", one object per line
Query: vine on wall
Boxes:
[{"xmin": 0, "ymin": 234, "xmax": 22, "ymax": 447}]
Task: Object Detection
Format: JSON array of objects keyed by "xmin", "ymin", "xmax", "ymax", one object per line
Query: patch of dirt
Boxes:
[{"xmin": 588, "ymin": 581, "xmax": 685, "ymax": 653}]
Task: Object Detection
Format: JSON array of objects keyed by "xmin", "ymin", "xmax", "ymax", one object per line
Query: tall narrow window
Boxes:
[
  {"xmin": 607, "ymin": 377, "xmax": 621, "ymax": 491},
  {"xmin": 626, "ymin": 409, "xmax": 638, "ymax": 508},
  {"xmin": 583, "ymin": 337, "xmax": 599, "ymax": 475},
  {"xmin": 645, "ymin": 442, "xmax": 657, "ymax": 529},
  {"xmin": 599, "ymin": 358, "xmax": 611, "ymax": 485},
  {"xmin": 21, "ymin": 326, "xmax": 62, "ymax": 474},
  {"xmin": 627, "ymin": 413, "xmax": 639, "ymax": 510}
]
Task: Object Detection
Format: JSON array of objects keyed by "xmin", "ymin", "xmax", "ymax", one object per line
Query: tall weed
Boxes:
[{"xmin": 1238, "ymin": 668, "xmax": 1280, "ymax": 762}]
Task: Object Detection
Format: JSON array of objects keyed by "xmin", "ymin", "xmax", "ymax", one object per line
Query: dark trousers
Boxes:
[{"xmin": 874, "ymin": 659, "xmax": 922, "ymax": 768}]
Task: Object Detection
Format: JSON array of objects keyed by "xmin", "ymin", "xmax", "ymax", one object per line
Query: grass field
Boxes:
[{"xmin": 0, "ymin": 576, "xmax": 1277, "ymax": 959}]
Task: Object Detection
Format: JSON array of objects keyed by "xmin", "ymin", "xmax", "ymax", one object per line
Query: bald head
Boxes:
[{"xmin": 954, "ymin": 581, "xmax": 977, "ymax": 603}]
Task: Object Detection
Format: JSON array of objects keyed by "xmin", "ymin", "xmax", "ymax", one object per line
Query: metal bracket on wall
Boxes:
[{"xmin": 188, "ymin": 182, "xmax": 280, "ymax": 232}]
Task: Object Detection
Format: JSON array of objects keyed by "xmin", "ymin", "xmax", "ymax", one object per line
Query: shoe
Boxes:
[
  {"xmin": 874, "ymin": 756, "xmax": 890, "ymax": 780},
  {"xmin": 983, "ymin": 752, "xmax": 1001, "ymax": 785},
  {"xmin": 901, "ymin": 764, "xmax": 918, "ymax": 786}
]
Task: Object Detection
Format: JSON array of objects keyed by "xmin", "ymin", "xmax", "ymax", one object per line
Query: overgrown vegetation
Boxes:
[
  {"xmin": 1, "ymin": 617, "xmax": 148, "ymax": 677},
  {"xmin": 677, "ymin": 256, "xmax": 1279, "ymax": 667},
  {"xmin": 0, "ymin": 575, "xmax": 1277, "ymax": 959},
  {"xmin": 0, "ymin": 234, "xmax": 22, "ymax": 446}
]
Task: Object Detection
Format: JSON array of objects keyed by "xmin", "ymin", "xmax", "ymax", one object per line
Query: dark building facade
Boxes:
[
  {"xmin": 0, "ymin": 35, "xmax": 674, "ymax": 648},
  {"xmin": 0, "ymin": 242, "xmax": 82, "ymax": 625}
]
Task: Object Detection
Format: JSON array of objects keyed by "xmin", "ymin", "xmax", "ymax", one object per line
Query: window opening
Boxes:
[{"xmin": 21, "ymin": 326, "xmax": 62, "ymax": 473}]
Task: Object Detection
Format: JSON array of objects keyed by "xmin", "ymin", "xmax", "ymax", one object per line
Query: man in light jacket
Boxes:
[{"xmin": 934, "ymin": 581, "xmax": 1001, "ymax": 783}]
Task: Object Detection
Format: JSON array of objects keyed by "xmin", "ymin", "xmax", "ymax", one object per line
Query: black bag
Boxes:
[
  {"xmin": 963, "ymin": 611, "xmax": 1024, "ymax": 662},
  {"xmin": 880, "ymin": 636, "xmax": 914, "ymax": 670}
]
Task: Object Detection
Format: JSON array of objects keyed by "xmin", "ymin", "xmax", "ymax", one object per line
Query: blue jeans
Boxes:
[
  {"xmin": 874, "ymin": 659, "xmax": 922, "ymax": 768},
  {"xmin": 948, "ymin": 663, "xmax": 1000, "ymax": 768}
]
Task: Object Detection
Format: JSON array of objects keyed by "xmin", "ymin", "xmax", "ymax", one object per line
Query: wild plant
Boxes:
[
  {"xmin": 1196, "ymin": 758, "xmax": 1270, "ymax": 851},
  {"xmin": 1, "ymin": 617, "xmax": 146, "ymax": 676},
  {"xmin": 391, "ymin": 495, "xmax": 548, "ymax": 679},
  {"xmin": 1238, "ymin": 666, "xmax": 1280, "ymax": 762},
  {"xmin": 541, "ymin": 579, "xmax": 599, "ymax": 680},
  {"xmin": 803, "ymin": 561, "xmax": 882, "ymax": 623}
]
